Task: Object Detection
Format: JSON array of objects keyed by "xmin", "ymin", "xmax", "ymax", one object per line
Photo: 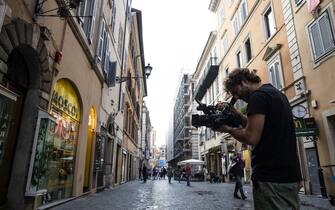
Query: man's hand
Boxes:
[
  {"xmin": 215, "ymin": 101, "xmax": 231, "ymax": 111},
  {"xmin": 214, "ymin": 124, "xmax": 233, "ymax": 134}
]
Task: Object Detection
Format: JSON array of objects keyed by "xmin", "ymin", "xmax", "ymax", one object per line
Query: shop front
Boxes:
[{"xmin": 25, "ymin": 79, "xmax": 81, "ymax": 207}]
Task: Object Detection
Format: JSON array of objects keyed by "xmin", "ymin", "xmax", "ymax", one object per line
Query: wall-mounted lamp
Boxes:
[{"xmin": 116, "ymin": 63, "xmax": 153, "ymax": 83}]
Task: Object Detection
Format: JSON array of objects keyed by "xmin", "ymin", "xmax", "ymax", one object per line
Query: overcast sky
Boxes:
[{"xmin": 132, "ymin": 0, "xmax": 216, "ymax": 146}]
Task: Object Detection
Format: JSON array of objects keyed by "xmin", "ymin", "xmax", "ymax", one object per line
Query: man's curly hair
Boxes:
[{"xmin": 224, "ymin": 68, "xmax": 261, "ymax": 94}]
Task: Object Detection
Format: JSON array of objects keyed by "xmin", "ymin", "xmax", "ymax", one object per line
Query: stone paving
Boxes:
[{"xmin": 53, "ymin": 179, "xmax": 334, "ymax": 210}]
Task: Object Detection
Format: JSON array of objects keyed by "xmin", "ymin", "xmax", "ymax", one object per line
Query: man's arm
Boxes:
[{"xmin": 218, "ymin": 114, "xmax": 265, "ymax": 145}]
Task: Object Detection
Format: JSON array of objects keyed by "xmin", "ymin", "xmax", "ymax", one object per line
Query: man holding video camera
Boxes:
[{"xmin": 216, "ymin": 68, "xmax": 301, "ymax": 210}]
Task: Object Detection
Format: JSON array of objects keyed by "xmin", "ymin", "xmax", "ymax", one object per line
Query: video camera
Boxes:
[{"xmin": 191, "ymin": 99, "xmax": 243, "ymax": 130}]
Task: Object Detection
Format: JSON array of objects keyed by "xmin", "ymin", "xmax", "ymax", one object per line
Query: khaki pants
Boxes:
[{"xmin": 253, "ymin": 181, "xmax": 300, "ymax": 210}]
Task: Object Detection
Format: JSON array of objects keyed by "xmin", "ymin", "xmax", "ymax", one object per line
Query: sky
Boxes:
[{"xmin": 132, "ymin": 0, "xmax": 216, "ymax": 146}]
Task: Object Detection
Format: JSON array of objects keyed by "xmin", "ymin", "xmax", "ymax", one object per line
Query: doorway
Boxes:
[
  {"xmin": 0, "ymin": 87, "xmax": 22, "ymax": 205},
  {"xmin": 306, "ymin": 148, "xmax": 321, "ymax": 194}
]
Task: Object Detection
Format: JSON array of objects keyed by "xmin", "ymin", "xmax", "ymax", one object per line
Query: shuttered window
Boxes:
[
  {"xmin": 308, "ymin": 10, "xmax": 335, "ymax": 61},
  {"xmin": 110, "ymin": 0, "xmax": 116, "ymax": 34},
  {"xmin": 267, "ymin": 54, "xmax": 284, "ymax": 90},
  {"xmin": 77, "ymin": 0, "xmax": 96, "ymax": 43},
  {"xmin": 107, "ymin": 61, "xmax": 117, "ymax": 87},
  {"xmin": 87, "ymin": 0, "xmax": 96, "ymax": 43}
]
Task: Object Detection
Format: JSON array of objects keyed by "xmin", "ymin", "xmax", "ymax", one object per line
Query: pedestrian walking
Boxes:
[
  {"xmin": 216, "ymin": 68, "xmax": 302, "ymax": 210},
  {"xmin": 142, "ymin": 164, "xmax": 147, "ymax": 183},
  {"xmin": 167, "ymin": 166, "xmax": 173, "ymax": 184},
  {"xmin": 162, "ymin": 167, "xmax": 167, "ymax": 180},
  {"xmin": 229, "ymin": 154, "xmax": 247, "ymax": 200},
  {"xmin": 184, "ymin": 163, "xmax": 192, "ymax": 186},
  {"xmin": 152, "ymin": 167, "xmax": 157, "ymax": 180},
  {"xmin": 203, "ymin": 166, "xmax": 208, "ymax": 182},
  {"xmin": 175, "ymin": 165, "xmax": 182, "ymax": 183}
]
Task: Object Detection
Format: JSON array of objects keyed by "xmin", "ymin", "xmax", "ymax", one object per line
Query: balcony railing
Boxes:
[{"xmin": 194, "ymin": 57, "xmax": 219, "ymax": 100}]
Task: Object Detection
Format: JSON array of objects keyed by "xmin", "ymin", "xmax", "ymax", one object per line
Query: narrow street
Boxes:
[{"xmin": 53, "ymin": 179, "xmax": 331, "ymax": 210}]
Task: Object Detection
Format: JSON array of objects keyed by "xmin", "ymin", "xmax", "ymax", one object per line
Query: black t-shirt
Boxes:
[{"xmin": 247, "ymin": 84, "xmax": 302, "ymax": 183}]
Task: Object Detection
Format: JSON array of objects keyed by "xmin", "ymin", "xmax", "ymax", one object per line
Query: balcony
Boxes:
[{"xmin": 194, "ymin": 57, "xmax": 219, "ymax": 100}]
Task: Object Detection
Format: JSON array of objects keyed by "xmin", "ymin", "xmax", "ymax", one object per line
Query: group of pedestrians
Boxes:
[{"xmin": 141, "ymin": 163, "xmax": 192, "ymax": 186}]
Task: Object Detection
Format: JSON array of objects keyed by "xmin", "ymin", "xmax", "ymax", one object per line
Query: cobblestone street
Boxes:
[{"xmin": 53, "ymin": 179, "xmax": 333, "ymax": 210}]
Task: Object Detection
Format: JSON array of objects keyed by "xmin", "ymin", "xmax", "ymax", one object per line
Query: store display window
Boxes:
[{"xmin": 26, "ymin": 79, "xmax": 81, "ymax": 206}]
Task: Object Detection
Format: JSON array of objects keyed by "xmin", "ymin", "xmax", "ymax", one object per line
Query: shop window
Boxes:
[{"xmin": 26, "ymin": 111, "xmax": 79, "ymax": 204}]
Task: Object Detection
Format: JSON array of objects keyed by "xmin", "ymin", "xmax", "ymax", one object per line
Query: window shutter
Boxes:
[
  {"xmin": 104, "ymin": 36, "xmax": 110, "ymax": 73},
  {"xmin": 121, "ymin": 92, "xmax": 125, "ymax": 111},
  {"xmin": 107, "ymin": 61, "xmax": 117, "ymax": 87},
  {"xmin": 319, "ymin": 12, "xmax": 335, "ymax": 53},
  {"xmin": 111, "ymin": 1, "xmax": 116, "ymax": 33},
  {"xmin": 310, "ymin": 22, "xmax": 324, "ymax": 59},
  {"xmin": 97, "ymin": 19, "xmax": 105, "ymax": 60},
  {"xmin": 269, "ymin": 65, "xmax": 276, "ymax": 88},
  {"xmin": 88, "ymin": 0, "xmax": 96, "ymax": 43},
  {"xmin": 274, "ymin": 62, "xmax": 282, "ymax": 89}
]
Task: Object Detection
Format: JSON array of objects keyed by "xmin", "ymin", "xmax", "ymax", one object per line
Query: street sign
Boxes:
[{"xmin": 294, "ymin": 117, "xmax": 318, "ymax": 137}]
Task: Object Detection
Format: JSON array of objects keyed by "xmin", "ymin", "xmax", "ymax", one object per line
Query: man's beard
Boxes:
[{"xmin": 240, "ymin": 87, "xmax": 252, "ymax": 103}]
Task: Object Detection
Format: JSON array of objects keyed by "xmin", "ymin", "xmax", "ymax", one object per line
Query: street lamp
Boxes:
[{"xmin": 116, "ymin": 63, "xmax": 153, "ymax": 83}]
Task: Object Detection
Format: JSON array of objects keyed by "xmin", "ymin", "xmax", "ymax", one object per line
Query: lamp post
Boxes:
[{"xmin": 116, "ymin": 63, "xmax": 153, "ymax": 83}]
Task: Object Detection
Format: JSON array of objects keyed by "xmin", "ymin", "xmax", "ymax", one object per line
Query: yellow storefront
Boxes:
[{"xmin": 25, "ymin": 79, "xmax": 81, "ymax": 206}]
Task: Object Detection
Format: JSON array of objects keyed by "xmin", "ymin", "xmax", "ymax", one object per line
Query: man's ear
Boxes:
[{"xmin": 241, "ymin": 80, "xmax": 248, "ymax": 86}]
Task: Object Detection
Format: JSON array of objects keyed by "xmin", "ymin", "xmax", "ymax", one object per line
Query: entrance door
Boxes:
[
  {"xmin": 0, "ymin": 88, "xmax": 22, "ymax": 205},
  {"xmin": 306, "ymin": 148, "xmax": 321, "ymax": 194}
]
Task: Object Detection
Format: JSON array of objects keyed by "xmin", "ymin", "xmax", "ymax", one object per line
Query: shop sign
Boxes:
[
  {"xmin": 294, "ymin": 117, "xmax": 318, "ymax": 137},
  {"xmin": 52, "ymin": 80, "xmax": 80, "ymax": 121}
]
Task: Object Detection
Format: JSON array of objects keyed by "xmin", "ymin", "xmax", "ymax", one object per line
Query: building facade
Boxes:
[
  {"xmin": 170, "ymin": 74, "xmax": 195, "ymax": 167},
  {"xmin": 288, "ymin": 0, "xmax": 335, "ymax": 197},
  {"xmin": 0, "ymin": 0, "xmax": 103, "ymax": 209},
  {"xmin": 0, "ymin": 0, "xmax": 152, "ymax": 209},
  {"xmin": 204, "ymin": 0, "xmax": 335, "ymax": 196}
]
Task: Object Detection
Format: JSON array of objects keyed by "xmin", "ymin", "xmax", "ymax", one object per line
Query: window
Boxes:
[
  {"xmin": 263, "ymin": 6, "xmax": 276, "ymax": 40},
  {"xmin": 244, "ymin": 38, "xmax": 252, "ymax": 63},
  {"xmin": 308, "ymin": 9, "xmax": 335, "ymax": 61},
  {"xmin": 240, "ymin": 0, "xmax": 248, "ymax": 24},
  {"xmin": 236, "ymin": 50, "xmax": 242, "ymax": 68},
  {"xmin": 232, "ymin": 13, "xmax": 240, "ymax": 37},
  {"xmin": 267, "ymin": 54, "xmax": 284, "ymax": 90},
  {"xmin": 222, "ymin": 34, "xmax": 228, "ymax": 56},
  {"xmin": 110, "ymin": 0, "xmax": 116, "ymax": 34},
  {"xmin": 219, "ymin": 6, "xmax": 225, "ymax": 25},
  {"xmin": 77, "ymin": 0, "xmax": 96, "ymax": 43}
]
